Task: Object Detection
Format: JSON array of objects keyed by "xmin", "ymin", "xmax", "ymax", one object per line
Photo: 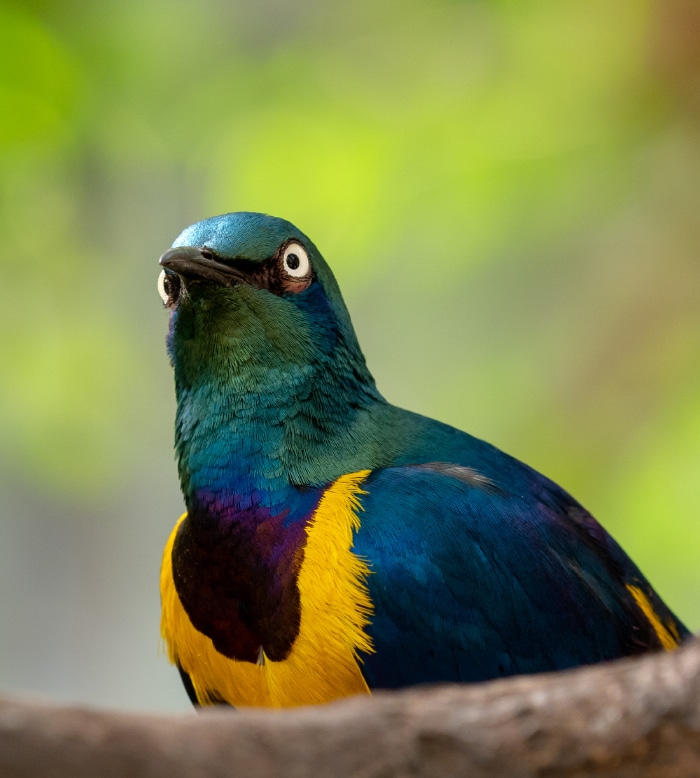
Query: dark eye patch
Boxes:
[{"xmin": 194, "ymin": 243, "xmax": 312, "ymax": 296}]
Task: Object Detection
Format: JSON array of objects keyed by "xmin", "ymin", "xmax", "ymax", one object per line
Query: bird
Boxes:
[{"xmin": 158, "ymin": 211, "xmax": 690, "ymax": 708}]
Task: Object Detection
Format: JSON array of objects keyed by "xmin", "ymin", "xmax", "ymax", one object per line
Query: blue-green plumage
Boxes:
[{"xmin": 159, "ymin": 211, "xmax": 689, "ymax": 705}]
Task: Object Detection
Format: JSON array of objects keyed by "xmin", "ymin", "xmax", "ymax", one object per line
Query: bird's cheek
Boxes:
[{"xmin": 170, "ymin": 305, "xmax": 197, "ymax": 342}]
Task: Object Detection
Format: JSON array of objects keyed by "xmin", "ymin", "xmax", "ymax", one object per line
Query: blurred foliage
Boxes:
[{"xmin": 0, "ymin": 0, "xmax": 698, "ymax": 709}]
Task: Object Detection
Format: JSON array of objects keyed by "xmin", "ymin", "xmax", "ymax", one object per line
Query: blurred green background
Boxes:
[{"xmin": 0, "ymin": 0, "xmax": 698, "ymax": 712}]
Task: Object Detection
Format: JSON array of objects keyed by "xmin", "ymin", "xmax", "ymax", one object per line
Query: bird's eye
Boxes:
[
  {"xmin": 281, "ymin": 242, "xmax": 311, "ymax": 279},
  {"xmin": 158, "ymin": 269, "xmax": 181, "ymax": 307}
]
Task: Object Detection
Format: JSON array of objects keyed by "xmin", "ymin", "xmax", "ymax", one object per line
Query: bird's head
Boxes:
[{"xmin": 159, "ymin": 211, "xmax": 379, "ymax": 416}]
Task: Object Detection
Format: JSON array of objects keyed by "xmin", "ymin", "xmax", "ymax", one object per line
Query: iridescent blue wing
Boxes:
[{"xmin": 354, "ymin": 463, "xmax": 688, "ymax": 688}]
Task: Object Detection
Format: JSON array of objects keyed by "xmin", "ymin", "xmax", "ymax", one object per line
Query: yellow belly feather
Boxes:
[{"xmin": 160, "ymin": 470, "xmax": 374, "ymax": 707}]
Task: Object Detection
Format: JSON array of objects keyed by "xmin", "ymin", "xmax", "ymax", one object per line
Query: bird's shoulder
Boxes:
[{"xmin": 345, "ymin": 410, "xmax": 688, "ymax": 685}]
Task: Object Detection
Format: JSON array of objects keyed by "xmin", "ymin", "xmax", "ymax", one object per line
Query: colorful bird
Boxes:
[{"xmin": 158, "ymin": 212, "xmax": 689, "ymax": 708}]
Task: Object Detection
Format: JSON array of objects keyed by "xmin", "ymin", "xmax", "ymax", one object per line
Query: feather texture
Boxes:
[{"xmin": 158, "ymin": 212, "xmax": 690, "ymax": 708}]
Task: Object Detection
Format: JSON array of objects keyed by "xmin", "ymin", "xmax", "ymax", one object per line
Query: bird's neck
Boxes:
[{"xmin": 173, "ymin": 360, "xmax": 393, "ymax": 530}]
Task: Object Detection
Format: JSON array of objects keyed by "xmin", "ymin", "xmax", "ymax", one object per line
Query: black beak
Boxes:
[{"xmin": 159, "ymin": 247, "xmax": 247, "ymax": 287}]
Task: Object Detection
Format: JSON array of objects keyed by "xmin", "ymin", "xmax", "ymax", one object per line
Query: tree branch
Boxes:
[{"xmin": 2, "ymin": 637, "xmax": 699, "ymax": 777}]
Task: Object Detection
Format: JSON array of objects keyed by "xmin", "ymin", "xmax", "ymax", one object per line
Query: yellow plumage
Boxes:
[
  {"xmin": 160, "ymin": 470, "xmax": 374, "ymax": 707},
  {"xmin": 626, "ymin": 584, "xmax": 681, "ymax": 652}
]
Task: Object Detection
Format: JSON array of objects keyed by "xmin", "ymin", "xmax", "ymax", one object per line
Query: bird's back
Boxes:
[{"xmin": 353, "ymin": 406, "xmax": 688, "ymax": 687}]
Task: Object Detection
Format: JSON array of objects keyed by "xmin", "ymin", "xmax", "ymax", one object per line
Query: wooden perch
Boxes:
[{"xmin": 1, "ymin": 637, "xmax": 699, "ymax": 777}]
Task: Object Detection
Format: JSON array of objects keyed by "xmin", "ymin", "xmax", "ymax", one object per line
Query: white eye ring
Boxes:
[
  {"xmin": 157, "ymin": 269, "xmax": 169, "ymax": 303},
  {"xmin": 282, "ymin": 242, "xmax": 311, "ymax": 278}
]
